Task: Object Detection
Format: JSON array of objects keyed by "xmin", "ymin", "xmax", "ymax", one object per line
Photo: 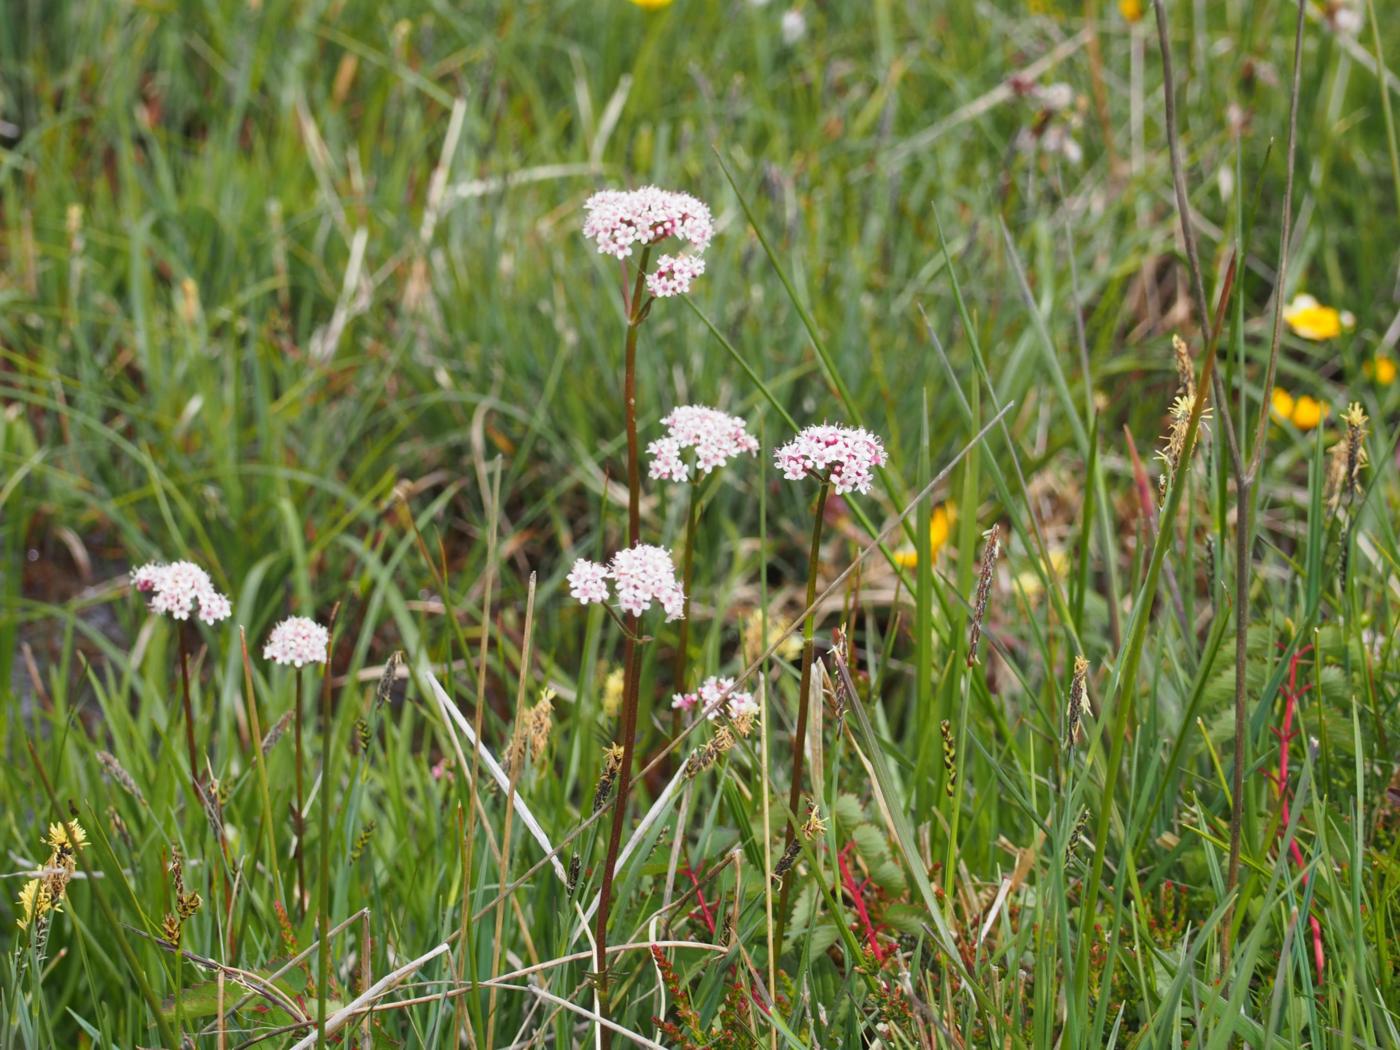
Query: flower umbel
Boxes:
[
  {"xmin": 647, "ymin": 404, "xmax": 759, "ymax": 482},
  {"xmin": 263, "ymin": 616, "xmax": 330, "ymax": 668},
  {"xmin": 582, "ymin": 186, "xmax": 713, "ymax": 260},
  {"xmin": 131, "ymin": 560, "xmax": 232, "ymax": 625},
  {"xmin": 568, "ymin": 545, "xmax": 686, "ymax": 621},
  {"xmin": 774, "ymin": 423, "xmax": 888, "ymax": 495}
]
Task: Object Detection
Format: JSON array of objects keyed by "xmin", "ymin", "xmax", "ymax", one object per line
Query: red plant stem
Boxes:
[
  {"xmin": 679, "ymin": 865, "xmax": 717, "ymax": 937},
  {"xmin": 838, "ymin": 844, "xmax": 886, "ymax": 963},
  {"xmin": 595, "ymin": 251, "xmax": 651, "ymax": 1050},
  {"xmin": 294, "ymin": 670, "xmax": 307, "ymax": 914},
  {"xmin": 1271, "ymin": 644, "xmax": 1324, "ymax": 984}
]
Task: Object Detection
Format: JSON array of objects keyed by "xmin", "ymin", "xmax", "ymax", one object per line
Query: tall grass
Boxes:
[{"xmin": 3, "ymin": 0, "xmax": 1399, "ymax": 1046}]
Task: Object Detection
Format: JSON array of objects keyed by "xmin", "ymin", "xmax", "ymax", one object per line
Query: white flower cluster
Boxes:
[
  {"xmin": 773, "ymin": 423, "xmax": 888, "ymax": 495},
  {"xmin": 647, "ymin": 404, "xmax": 759, "ymax": 482},
  {"xmin": 131, "ymin": 560, "xmax": 231, "ymax": 625},
  {"xmin": 263, "ymin": 616, "xmax": 329, "ymax": 668},
  {"xmin": 568, "ymin": 544, "xmax": 686, "ymax": 620}
]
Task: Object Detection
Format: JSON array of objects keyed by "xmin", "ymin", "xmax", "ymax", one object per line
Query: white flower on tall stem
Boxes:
[
  {"xmin": 568, "ymin": 545, "xmax": 686, "ymax": 622},
  {"xmin": 583, "ymin": 186, "xmax": 713, "ymax": 298},
  {"xmin": 647, "ymin": 405, "xmax": 759, "ymax": 482},
  {"xmin": 263, "ymin": 617, "xmax": 329, "ymax": 668},
  {"xmin": 773, "ymin": 422, "xmax": 888, "ymax": 495},
  {"xmin": 131, "ymin": 560, "xmax": 232, "ymax": 625}
]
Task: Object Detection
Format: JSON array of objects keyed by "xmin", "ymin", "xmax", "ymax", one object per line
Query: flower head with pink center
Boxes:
[
  {"xmin": 263, "ymin": 616, "xmax": 329, "ymax": 668},
  {"xmin": 647, "ymin": 404, "xmax": 759, "ymax": 483},
  {"xmin": 773, "ymin": 423, "xmax": 888, "ymax": 495},
  {"xmin": 567, "ymin": 544, "xmax": 686, "ymax": 621},
  {"xmin": 582, "ymin": 186, "xmax": 714, "ymax": 260},
  {"xmin": 131, "ymin": 560, "xmax": 232, "ymax": 625}
]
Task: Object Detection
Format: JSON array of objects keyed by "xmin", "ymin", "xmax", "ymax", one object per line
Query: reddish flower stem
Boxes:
[
  {"xmin": 838, "ymin": 843, "xmax": 886, "ymax": 964},
  {"xmin": 1270, "ymin": 644, "xmax": 1324, "ymax": 984}
]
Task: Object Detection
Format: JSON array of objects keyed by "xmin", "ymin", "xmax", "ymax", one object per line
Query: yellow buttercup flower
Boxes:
[
  {"xmin": 628, "ymin": 0, "xmax": 673, "ymax": 8},
  {"xmin": 1282, "ymin": 294, "xmax": 1355, "ymax": 341},
  {"xmin": 894, "ymin": 503, "xmax": 956, "ymax": 569},
  {"xmin": 1273, "ymin": 387, "xmax": 1330, "ymax": 430},
  {"xmin": 1290, "ymin": 395, "xmax": 1328, "ymax": 430},
  {"xmin": 1118, "ymin": 0, "xmax": 1144, "ymax": 21},
  {"xmin": 1363, "ymin": 354, "xmax": 1396, "ymax": 386}
]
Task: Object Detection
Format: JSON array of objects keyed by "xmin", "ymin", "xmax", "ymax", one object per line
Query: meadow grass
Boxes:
[{"xmin": 3, "ymin": 0, "xmax": 1400, "ymax": 1046}]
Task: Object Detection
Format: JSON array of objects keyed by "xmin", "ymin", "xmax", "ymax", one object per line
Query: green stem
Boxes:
[
  {"xmin": 178, "ymin": 629, "xmax": 200, "ymax": 790},
  {"xmin": 774, "ymin": 478, "xmax": 831, "ymax": 947},
  {"xmin": 672, "ymin": 475, "xmax": 699, "ymax": 737}
]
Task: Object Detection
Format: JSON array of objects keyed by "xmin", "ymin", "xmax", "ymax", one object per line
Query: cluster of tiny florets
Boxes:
[
  {"xmin": 569, "ymin": 544, "xmax": 686, "ymax": 620},
  {"xmin": 131, "ymin": 561, "xmax": 231, "ymax": 625},
  {"xmin": 647, "ymin": 405, "xmax": 759, "ymax": 482},
  {"xmin": 773, "ymin": 423, "xmax": 888, "ymax": 495},
  {"xmin": 645, "ymin": 253, "xmax": 706, "ymax": 298},
  {"xmin": 263, "ymin": 616, "xmax": 329, "ymax": 668},
  {"xmin": 582, "ymin": 187, "xmax": 714, "ymax": 259},
  {"xmin": 672, "ymin": 675, "xmax": 758, "ymax": 721}
]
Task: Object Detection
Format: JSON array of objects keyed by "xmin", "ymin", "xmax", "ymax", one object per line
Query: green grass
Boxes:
[{"xmin": 3, "ymin": 0, "xmax": 1400, "ymax": 1046}]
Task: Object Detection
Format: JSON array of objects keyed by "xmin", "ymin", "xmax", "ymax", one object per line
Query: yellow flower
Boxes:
[
  {"xmin": 628, "ymin": 0, "xmax": 673, "ymax": 7},
  {"xmin": 894, "ymin": 503, "xmax": 956, "ymax": 569},
  {"xmin": 1118, "ymin": 0, "xmax": 1144, "ymax": 21},
  {"xmin": 1291, "ymin": 395, "xmax": 1328, "ymax": 430},
  {"xmin": 1363, "ymin": 354, "xmax": 1396, "ymax": 386},
  {"xmin": 47, "ymin": 821, "xmax": 88, "ymax": 853},
  {"xmin": 16, "ymin": 879, "xmax": 49, "ymax": 931},
  {"xmin": 601, "ymin": 667, "xmax": 625, "ymax": 719},
  {"xmin": 1272, "ymin": 387, "xmax": 1331, "ymax": 430},
  {"xmin": 1282, "ymin": 294, "xmax": 1355, "ymax": 342}
]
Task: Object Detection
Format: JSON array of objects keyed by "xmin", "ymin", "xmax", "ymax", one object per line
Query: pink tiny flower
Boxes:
[
  {"xmin": 263, "ymin": 616, "xmax": 329, "ymax": 668},
  {"xmin": 671, "ymin": 690, "xmax": 698, "ymax": 713},
  {"xmin": 773, "ymin": 423, "xmax": 888, "ymax": 495},
  {"xmin": 130, "ymin": 560, "xmax": 232, "ymax": 625},
  {"xmin": 609, "ymin": 544, "xmax": 686, "ymax": 620},
  {"xmin": 645, "ymin": 253, "xmax": 706, "ymax": 298},
  {"xmin": 567, "ymin": 546, "xmax": 686, "ymax": 621},
  {"xmin": 647, "ymin": 404, "xmax": 759, "ymax": 482},
  {"xmin": 582, "ymin": 186, "xmax": 714, "ymax": 259},
  {"xmin": 567, "ymin": 559, "xmax": 610, "ymax": 605},
  {"xmin": 696, "ymin": 676, "xmax": 756, "ymax": 721}
]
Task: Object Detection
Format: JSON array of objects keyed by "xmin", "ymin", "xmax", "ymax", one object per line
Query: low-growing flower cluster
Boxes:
[{"xmin": 672, "ymin": 675, "xmax": 758, "ymax": 721}]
